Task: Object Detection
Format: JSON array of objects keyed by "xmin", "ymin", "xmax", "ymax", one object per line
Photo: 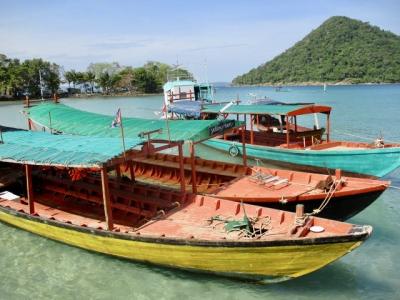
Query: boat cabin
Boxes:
[
  {"xmin": 201, "ymin": 103, "xmax": 332, "ymax": 149},
  {"xmin": 163, "ymin": 78, "xmax": 213, "ymax": 109}
]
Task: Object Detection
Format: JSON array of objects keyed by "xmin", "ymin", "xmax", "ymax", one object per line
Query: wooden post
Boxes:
[
  {"xmin": 335, "ymin": 169, "xmax": 343, "ymax": 190},
  {"xmin": 241, "ymin": 125, "xmax": 247, "ymax": 167},
  {"xmin": 250, "ymin": 114, "xmax": 254, "ymax": 145},
  {"xmin": 129, "ymin": 161, "xmax": 135, "ymax": 182},
  {"xmin": 100, "ymin": 167, "xmax": 114, "ymax": 231},
  {"xmin": 189, "ymin": 142, "xmax": 197, "ymax": 194},
  {"xmin": 115, "ymin": 164, "xmax": 121, "ymax": 180},
  {"xmin": 285, "ymin": 115, "xmax": 290, "ymax": 147},
  {"xmin": 178, "ymin": 142, "xmax": 186, "ymax": 200},
  {"xmin": 295, "ymin": 204, "xmax": 304, "ymax": 219},
  {"xmin": 294, "ymin": 116, "xmax": 298, "ymax": 132},
  {"xmin": 326, "ymin": 113, "xmax": 330, "ymax": 142},
  {"xmin": 25, "ymin": 165, "xmax": 35, "ymax": 214}
]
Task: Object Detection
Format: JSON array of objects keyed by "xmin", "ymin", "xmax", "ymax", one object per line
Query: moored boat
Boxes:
[
  {"xmin": 162, "ymin": 70, "xmax": 214, "ymax": 119},
  {"xmin": 126, "ymin": 151, "xmax": 389, "ymax": 221},
  {"xmin": 201, "ymin": 103, "xmax": 400, "ymax": 178},
  {"xmin": 0, "ymin": 127, "xmax": 372, "ymax": 281}
]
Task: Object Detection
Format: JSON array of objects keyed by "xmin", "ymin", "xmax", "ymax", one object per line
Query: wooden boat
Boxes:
[
  {"xmin": 125, "ymin": 151, "xmax": 389, "ymax": 221},
  {"xmin": 162, "ymin": 69, "xmax": 214, "ymax": 119},
  {"xmin": 0, "ymin": 127, "xmax": 372, "ymax": 281},
  {"xmin": 23, "ymin": 104, "xmax": 390, "ymax": 221},
  {"xmin": 201, "ymin": 103, "xmax": 400, "ymax": 178}
]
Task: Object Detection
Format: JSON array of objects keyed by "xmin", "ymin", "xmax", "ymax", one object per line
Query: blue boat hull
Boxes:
[{"xmin": 203, "ymin": 139, "xmax": 400, "ymax": 178}]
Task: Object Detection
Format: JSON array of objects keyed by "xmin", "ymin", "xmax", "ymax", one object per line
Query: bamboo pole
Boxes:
[
  {"xmin": 100, "ymin": 167, "xmax": 114, "ymax": 231},
  {"xmin": 48, "ymin": 112, "xmax": 52, "ymax": 134},
  {"xmin": 25, "ymin": 165, "xmax": 35, "ymax": 214},
  {"xmin": 119, "ymin": 113, "xmax": 127, "ymax": 158},
  {"xmin": 189, "ymin": 142, "xmax": 197, "ymax": 194}
]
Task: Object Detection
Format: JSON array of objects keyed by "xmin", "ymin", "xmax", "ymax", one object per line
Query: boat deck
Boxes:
[
  {"xmin": 0, "ymin": 194, "xmax": 352, "ymax": 242},
  {"xmin": 126, "ymin": 153, "xmax": 389, "ymax": 202},
  {"xmin": 212, "ymin": 167, "xmax": 389, "ymax": 202}
]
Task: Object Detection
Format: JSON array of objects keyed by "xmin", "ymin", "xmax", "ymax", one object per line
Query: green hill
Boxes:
[{"xmin": 233, "ymin": 16, "xmax": 400, "ymax": 85}]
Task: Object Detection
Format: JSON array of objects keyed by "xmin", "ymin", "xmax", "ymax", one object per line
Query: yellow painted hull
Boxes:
[{"xmin": 0, "ymin": 209, "xmax": 363, "ymax": 281}]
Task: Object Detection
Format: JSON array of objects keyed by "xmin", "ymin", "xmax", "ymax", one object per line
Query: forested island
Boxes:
[
  {"xmin": 233, "ymin": 16, "xmax": 400, "ymax": 85},
  {"xmin": 0, "ymin": 55, "xmax": 191, "ymax": 100}
]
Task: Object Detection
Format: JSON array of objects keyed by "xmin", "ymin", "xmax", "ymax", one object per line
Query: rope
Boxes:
[
  {"xmin": 207, "ymin": 214, "xmax": 273, "ymax": 239},
  {"xmin": 292, "ymin": 178, "xmax": 344, "ymax": 228},
  {"xmin": 333, "ymin": 129, "xmax": 399, "ymax": 144},
  {"xmin": 308, "ymin": 178, "xmax": 343, "ymax": 216}
]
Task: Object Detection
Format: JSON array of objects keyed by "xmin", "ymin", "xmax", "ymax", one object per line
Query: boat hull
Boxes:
[
  {"xmin": 0, "ymin": 206, "xmax": 367, "ymax": 281},
  {"xmin": 256, "ymin": 190, "xmax": 385, "ymax": 221},
  {"xmin": 203, "ymin": 139, "xmax": 400, "ymax": 178}
]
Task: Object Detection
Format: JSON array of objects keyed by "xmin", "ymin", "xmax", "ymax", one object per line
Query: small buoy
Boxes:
[{"xmin": 310, "ymin": 225, "xmax": 325, "ymax": 233}]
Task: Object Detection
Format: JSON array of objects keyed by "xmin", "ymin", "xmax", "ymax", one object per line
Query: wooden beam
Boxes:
[
  {"xmin": 189, "ymin": 142, "xmax": 197, "ymax": 194},
  {"xmin": 115, "ymin": 164, "xmax": 121, "ymax": 179},
  {"xmin": 100, "ymin": 167, "xmax": 114, "ymax": 231},
  {"xmin": 129, "ymin": 161, "xmax": 135, "ymax": 182},
  {"xmin": 241, "ymin": 125, "xmax": 247, "ymax": 167},
  {"xmin": 250, "ymin": 114, "xmax": 254, "ymax": 145},
  {"xmin": 286, "ymin": 115, "xmax": 290, "ymax": 147},
  {"xmin": 25, "ymin": 165, "xmax": 35, "ymax": 214},
  {"xmin": 178, "ymin": 142, "xmax": 186, "ymax": 200},
  {"xmin": 326, "ymin": 113, "xmax": 330, "ymax": 142}
]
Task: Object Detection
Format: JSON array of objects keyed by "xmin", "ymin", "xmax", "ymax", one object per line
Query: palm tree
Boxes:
[
  {"xmin": 85, "ymin": 71, "xmax": 96, "ymax": 93},
  {"xmin": 64, "ymin": 70, "xmax": 77, "ymax": 89}
]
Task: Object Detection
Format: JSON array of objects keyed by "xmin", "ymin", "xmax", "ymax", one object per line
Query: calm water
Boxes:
[{"xmin": 1, "ymin": 85, "xmax": 400, "ymax": 299}]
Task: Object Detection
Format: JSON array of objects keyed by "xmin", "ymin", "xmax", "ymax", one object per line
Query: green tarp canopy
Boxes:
[
  {"xmin": 0, "ymin": 127, "xmax": 143, "ymax": 168},
  {"xmin": 202, "ymin": 103, "xmax": 331, "ymax": 116},
  {"xmin": 26, "ymin": 103, "xmax": 241, "ymax": 142}
]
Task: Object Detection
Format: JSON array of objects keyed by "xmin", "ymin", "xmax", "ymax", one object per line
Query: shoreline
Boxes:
[
  {"xmin": 0, "ymin": 92, "xmax": 163, "ymax": 102},
  {"xmin": 231, "ymin": 81, "xmax": 400, "ymax": 87}
]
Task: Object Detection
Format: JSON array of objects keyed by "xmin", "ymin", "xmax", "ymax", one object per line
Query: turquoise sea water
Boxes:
[{"xmin": 0, "ymin": 85, "xmax": 400, "ymax": 299}]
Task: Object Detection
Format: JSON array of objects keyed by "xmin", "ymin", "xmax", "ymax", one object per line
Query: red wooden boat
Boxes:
[{"xmin": 126, "ymin": 151, "xmax": 389, "ymax": 221}]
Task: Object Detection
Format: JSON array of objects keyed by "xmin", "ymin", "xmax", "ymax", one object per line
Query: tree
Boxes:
[
  {"xmin": 64, "ymin": 70, "xmax": 77, "ymax": 88},
  {"xmin": 97, "ymin": 72, "xmax": 120, "ymax": 94},
  {"xmin": 85, "ymin": 71, "xmax": 96, "ymax": 93},
  {"xmin": 87, "ymin": 62, "xmax": 122, "ymax": 79},
  {"xmin": 233, "ymin": 16, "xmax": 400, "ymax": 84}
]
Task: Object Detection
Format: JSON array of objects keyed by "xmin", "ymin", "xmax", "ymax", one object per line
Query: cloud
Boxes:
[
  {"xmin": 87, "ymin": 39, "xmax": 153, "ymax": 50},
  {"xmin": 185, "ymin": 43, "xmax": 249, "ymax": 52}
]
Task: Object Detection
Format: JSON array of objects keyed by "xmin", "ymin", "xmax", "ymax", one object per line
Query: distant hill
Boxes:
[{"xmin": 233, "ymin": 16, "xmax": 400, "ymax": 85}]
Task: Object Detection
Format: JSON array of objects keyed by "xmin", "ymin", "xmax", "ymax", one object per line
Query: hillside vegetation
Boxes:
[{"xmin": 233, "ymin": 16, "xmax": 400, "ymax": 85}]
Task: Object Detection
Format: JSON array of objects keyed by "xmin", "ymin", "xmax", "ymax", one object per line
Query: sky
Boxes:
[{"xmin": 1, "ymin": 0, "xmax": 399, "ymax": 82}]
